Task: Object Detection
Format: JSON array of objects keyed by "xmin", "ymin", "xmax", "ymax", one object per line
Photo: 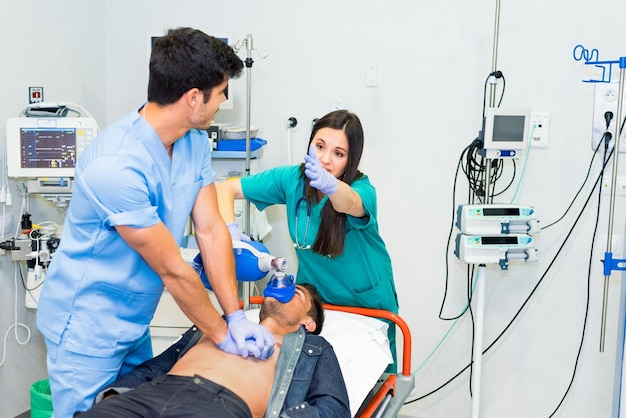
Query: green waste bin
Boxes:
[{"xmin": 31, "ymin": 378, "xmax": 53, "ymax": 418}]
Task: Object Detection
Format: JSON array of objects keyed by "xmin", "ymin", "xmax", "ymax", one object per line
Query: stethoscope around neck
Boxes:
[{"xmin": 294, "ymin": 196, "xmax": 312, "ymax": 250}]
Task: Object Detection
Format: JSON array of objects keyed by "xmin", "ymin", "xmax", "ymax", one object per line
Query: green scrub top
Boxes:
[
  {"xmin": 242, "ymin": 165, "xmax": 400, "ymax": 366},
  {"xmin": 241, "ymin": 165, "xmax": 398, "ymax": 313}
]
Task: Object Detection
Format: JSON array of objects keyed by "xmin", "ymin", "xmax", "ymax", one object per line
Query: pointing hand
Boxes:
[{"xmin": 304, "ymin": 146, "xmax": 338, "ymax": 195}]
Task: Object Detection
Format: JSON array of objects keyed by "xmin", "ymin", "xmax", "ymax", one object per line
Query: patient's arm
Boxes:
[{"xmin": 94, "ymin": 326, "xmax": 200, "ymax": 403}]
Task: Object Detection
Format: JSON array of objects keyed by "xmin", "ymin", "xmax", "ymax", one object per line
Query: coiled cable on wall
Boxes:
[{"xmin": 0, "ymin": 262, "xmax": 32, "ymax": 367}]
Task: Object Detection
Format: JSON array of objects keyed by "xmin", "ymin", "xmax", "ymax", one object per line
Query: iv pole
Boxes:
[
  {"xmin": 234, "ymin": 34, "xmax": 255, "ymax": 310},
  {"xmin": 243, "ymin": 34, "xmax": 254, "ymax": 238},
  {"xmin": 233, "ymin": 34, "xmax": 268, "ymax": 310},
  {"xmin": 572, "ymin": 47, "xmax": 626, "ymax": 352},
  {"xmin": 484, "ymin": 0, "xmax": 501, "ymax": 203},
  {"xmin": 600, "ymin": 59, "xmax": 626, "ymax": 352},
  {"xmin": 472, "ymin": 2, "xmax": 501, "ymax": 418},
  {"xmin": 570, "ymin": 46, "xmax": 626, "ymax": 355}
]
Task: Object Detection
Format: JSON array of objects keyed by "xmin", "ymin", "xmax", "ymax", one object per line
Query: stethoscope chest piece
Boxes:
[{"xmin": 294, "ymin": 196, "xmax": 311, "ymax": 250}]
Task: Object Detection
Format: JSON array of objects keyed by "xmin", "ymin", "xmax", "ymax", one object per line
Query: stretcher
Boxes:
[{"xmin": 247, "ymin": 296, "xmax": 415, "ymax": 418}]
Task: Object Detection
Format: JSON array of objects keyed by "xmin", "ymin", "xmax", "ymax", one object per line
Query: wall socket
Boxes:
[
  {"xmin": 599, "ymin": 233, "xmax": 624, "ymax": 256},
  {"xmin": 600, "ymin": 176, "xmax": 626, "ymax": 195},
  {"xmin": 592, "ymin": 82, "xmax": 626, "ymax": 153},
  {"xmin": 530, "ymin": 112, "xmax": 549, "ymax": 148},
  {"xmin": 29, "ymin": 86, "xmax": 43, "ymax": 104}
]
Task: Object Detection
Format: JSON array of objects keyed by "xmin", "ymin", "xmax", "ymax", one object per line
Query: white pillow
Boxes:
[{"xmin": 245, "ymin": 309, "xmax": 392, "ymax": 417}]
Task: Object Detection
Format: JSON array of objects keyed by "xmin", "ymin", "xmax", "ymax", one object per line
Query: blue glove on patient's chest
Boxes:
[{"xmin": 217, "ymin": 310, "xmax": 275, "ymax": 360}]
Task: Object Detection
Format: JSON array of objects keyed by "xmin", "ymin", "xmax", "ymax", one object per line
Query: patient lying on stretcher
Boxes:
[{"xmin": 75, "ymin": 284, "xmax": 350, "ymax": 418}]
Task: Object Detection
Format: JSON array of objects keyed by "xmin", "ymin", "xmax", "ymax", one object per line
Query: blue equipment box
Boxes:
[{"xmin": 216, "ymin": 138, "xmax": 267, "ymax": 151}]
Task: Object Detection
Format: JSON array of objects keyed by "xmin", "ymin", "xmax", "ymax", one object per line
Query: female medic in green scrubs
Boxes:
[{"xmin": 217, "ymin": 110, "xmax": 399, "ymax": 371}]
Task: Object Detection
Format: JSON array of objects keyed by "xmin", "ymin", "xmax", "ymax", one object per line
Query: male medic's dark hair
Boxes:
[{"xmin": 148, "ymin": 27, "xmax": 243, "ymax": 105}]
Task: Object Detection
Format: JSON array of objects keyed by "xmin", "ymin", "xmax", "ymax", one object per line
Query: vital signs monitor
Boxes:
[
  {"xmin": 479, "ymin": 107, "xmax": 530, "ymax": 158},
  {"xmin": 6, "ymin": 116, "xmax": 98, "ymax": 179}
]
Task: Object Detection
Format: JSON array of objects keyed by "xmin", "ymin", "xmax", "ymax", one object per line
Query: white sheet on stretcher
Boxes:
[{"xmin": 245, "ymin": 309, "xmax": 392, "ymax": 417}]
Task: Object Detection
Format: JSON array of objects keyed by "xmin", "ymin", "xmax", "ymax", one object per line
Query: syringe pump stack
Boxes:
[{"xmin": 454, "ymin": 204, "xmax": 539, "ymax": 269}]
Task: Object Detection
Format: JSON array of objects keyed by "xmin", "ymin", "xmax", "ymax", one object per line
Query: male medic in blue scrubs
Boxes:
[{"xmin": 36, "ymin": 27, "xmax": 275, "ymax": 417}]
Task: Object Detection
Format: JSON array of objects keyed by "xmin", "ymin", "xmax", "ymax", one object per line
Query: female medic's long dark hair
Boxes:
[{"xmin": 300, "ymin": 110, "xmax": 364, "ymax": 257}]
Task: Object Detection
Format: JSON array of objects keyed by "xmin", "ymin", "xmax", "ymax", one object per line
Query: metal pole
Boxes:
[
  {"xmin": 244, "ymin": 33, "xmax": 254, "ymax": 233},
  {"xmin": 489, "ymin": 0, "xmax": 501, "ymax": 107},
  {"xmin": 473, "ymin": 4, "xmax": 501, "ymax": 417},
  {"xmin": 471, "ymin": 265, "xmax": 487, "ymax": 418},
  {"xmin": 484, "ymin": 0, "xmax": 501, "ymax": 205},
  {"xmin": 243, "ymin": 34, "xmax": 254, "ymax": 310},
  {"xmin": 600, "ymin": 63, "xmax": 625, "ymax": 352}
]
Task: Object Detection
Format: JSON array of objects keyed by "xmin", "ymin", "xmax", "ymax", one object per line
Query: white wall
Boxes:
[
  {"xmin": 1, "ymin": 1, "xmax": 626, "ymax": 417},
  {"xmin": 0, "ymin": 2, "xmax": 106, "ymax": 417}
]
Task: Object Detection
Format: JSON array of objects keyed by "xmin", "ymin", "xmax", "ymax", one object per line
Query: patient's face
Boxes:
[{"xmin": 260, "ymin": 285, "xmax": 313, "ymax": 330}]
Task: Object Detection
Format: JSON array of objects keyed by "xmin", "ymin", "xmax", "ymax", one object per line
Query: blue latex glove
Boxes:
[
  {"xmin": 220, "ymin": 310, "xmax": 275, "ymax": 359},
  {"xmin": 304, "ymin": 146, "xmax": 338, "ymax": 195},
  {"xmin": 227, "ymin": 222, "xmax": 251, "ymax": 242},
  {"xmin": 217, "ymin": 331, "xmax": 273, "ymax": 359}
]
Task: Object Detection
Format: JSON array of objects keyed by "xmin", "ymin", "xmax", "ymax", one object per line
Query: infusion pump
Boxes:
[
  {"xmin": 455, "ymin": 204, "xmax": 540, "ymax": 269},
  {"xmin": 455, "ymin": 234, "xmax": 537, "ymax": 269},
  {"xmin": 456, "ymin": 204, "xmax": 539, "ymax": 235}
]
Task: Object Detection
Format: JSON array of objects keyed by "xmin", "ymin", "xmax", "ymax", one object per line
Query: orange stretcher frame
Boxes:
[{"xmin": 246, "ymin": 296, "xmax": 414, "ymax": 417}]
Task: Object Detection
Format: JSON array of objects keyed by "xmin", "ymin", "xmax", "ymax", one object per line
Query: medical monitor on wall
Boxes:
[
  {"xmin": 6, "ymin": 117, "xmax": 99, "ymax": 178},
  {"xmin": 480, "ymin": 107, "xmax": 530, "ymax": 158}
]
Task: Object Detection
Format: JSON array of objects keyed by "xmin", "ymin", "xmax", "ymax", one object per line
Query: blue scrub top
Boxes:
[
  {"xmin": 37, "ymin": 106, "xmax": 215, "ymax": 357},
  {"xmin": 241, "ymin": 165, "xmax": 398, "ymax": 314}
]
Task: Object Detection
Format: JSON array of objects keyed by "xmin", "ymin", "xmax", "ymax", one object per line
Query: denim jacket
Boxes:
[{"xmin": 96, "ymin": 325, "xmax": 350, "ymax": 418}]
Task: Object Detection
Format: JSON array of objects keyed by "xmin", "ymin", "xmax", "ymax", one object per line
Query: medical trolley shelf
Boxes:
[{"xmin": 212, "ymin": 148, "xmax": 264, "ymax": 160}]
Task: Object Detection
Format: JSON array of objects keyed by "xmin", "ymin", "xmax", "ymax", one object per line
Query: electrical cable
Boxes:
[
  {"xmin": 490, "ymin": 159, "xmax": 516, "ymax": 199},
  {"xmin": 431, "ymin": 67, "xmax": 555, "ymax": 404},
  {"xmin": 461, "ymin": 140, "xmax": 488, "ymax": 202},
  {"xmin": 437, "ymin": 134, "xmax": 518, "ymax": 397},
  {"xmin": 404, "ymin": 148, "xmax": 613, "ymax": 407},
  {"xmin": 498, "ymin": 77, "xmax": 506, "ymax": 108},
  {"xmin": 546, "ymin": 133, "xmax": 611, "ymax": 417},
  {"xmin": 19, "ymin": 261, "xmax": 44, "ymax": 298},
  {"xmin": 482, "ymin": 71, "xmax": 506, "ymax": 118},
  {"xmin": 13, "ymin": 190, "xmax": 27, "ymax": 239},
  {"xmin": 460, "ymin": 141, "xmax": 514, "ymax": 203},
  {"xmin": 414, "ymin": 270, "xmax": 481, "ymax": 374},
  {"xmin": 0, "ymin": 263, "xmax": 32, "ymax": 367},
  {"xmin": 32, "ymin": 221, "xmax": 57, "ymax": 239},
  {"xmin": 541, "ymin": 114, "xmax": 619, "ymax": 230},
  {"xmin": 18, "ymin": 101, "xmax": 101, "ymax": 132},
  {"xmin": 438, "ymin": 69, "xmax": 516, "ymax": 398},
  {"xmin": 541, "ymin": 142, "xmax": 603, "ymax": 230},
  {"xmin": 441, "ymin": 132, "xmax": 522, "ymax": 319},
  {"xmin": 468, "ymin": 269, "xmax": 476, "ymax": 397},
  {"xmin": 440, "ymin": 141, "xmax": 482, "ymax": 321},
  {"xmin": 471, "ymin": 122, "xmax": 542, "ymax": 396}
]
